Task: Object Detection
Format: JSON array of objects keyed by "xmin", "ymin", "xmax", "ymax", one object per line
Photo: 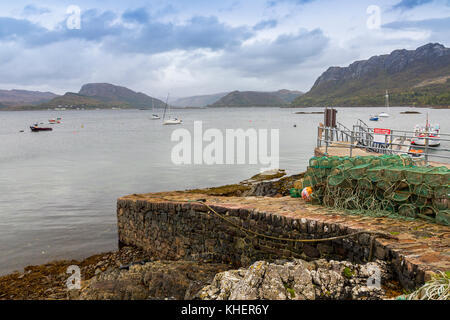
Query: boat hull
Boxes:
[
  {"xmin": 30, "ymin": 126, "xmax": 53, "ymax": 132},
  {"xmin": 163, "ymin": 119, "xmax": 182, "ymax": 125},
  {"xmin": 411, "ymin": 138, "xmax": 440, "ymax": 147}
]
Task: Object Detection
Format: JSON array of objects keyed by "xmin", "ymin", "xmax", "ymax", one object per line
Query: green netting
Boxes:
[
  {"xmin": 423, "ymin": 167, "xmax": 450, "ymax": 187},
  {"xmin": 327, "ymin": 174, "xmax": 345, "ymax": 186},
  {"xmin": 357, "ymin": 178, "xmax": 373, "ymax": 190},
  {"xmin": 398, "ymin": 204, "xmax": 417, "ymax": 218},
  {"xmin": 312, "ymin": 167, "xmax": 331, "ymax": 178},
  {"xmin": 413, "ymin": 184, "xmax": 433, "ymax": 198},
  {"xmin": 391, "ymin": 190, "xmax": 410, "ymax": 203},
  {"xmin": 436, "ymin": 210, "xmax": 450, "ymax": 226},
  {"xmin": 411, "ymin": 195, "xmax": 428, "ymax": 208},
  {"xmin": 367, "ymin": 166, "xmax": 389, "ymax": 182},
  {"xmin": 420, "ymin": 206, "xmax": 437, "ymax": 218},
  {"xmin": 377, "ymin": 180, "xmax": 392, "ymax": 191},
  {"xmin": 349, "ymin": 163, "xmax": 373, "ymax": 179},
  {"xmin": 384, "ymin": 167, "xmax": 405, "ymax": 183},
  {"xmin": 432, "ymin": 198, "xmax": 449, "ymax": 210},
  {"xmin": 433, "ymin": 185, "xmax": 449, "ymax": 199},
  {"xmin": 405, "ymin": 167, "xmax": 434, "ymax": 185},
  {"xmin": 291, "ymin": 155, "xmax": 450, "ymax": 226}
]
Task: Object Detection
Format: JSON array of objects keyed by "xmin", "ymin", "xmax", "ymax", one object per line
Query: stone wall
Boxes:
[{"xmin": 117, "ymin": 198, "xmax": 426, "ymax": 290}]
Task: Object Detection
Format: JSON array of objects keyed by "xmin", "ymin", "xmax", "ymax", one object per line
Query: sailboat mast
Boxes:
[
  {"xmin": 162, "ymin": 93, "xmax": 169, "ymax": 121},
  {"xmin": 385, "ymin": 90, "xmax": 389, "ymax": 110}
]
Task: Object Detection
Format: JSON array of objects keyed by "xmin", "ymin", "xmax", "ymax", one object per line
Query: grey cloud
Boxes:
[{"xmin": 211, "ymin": 28, "xmax": 329, "ymax": 76}]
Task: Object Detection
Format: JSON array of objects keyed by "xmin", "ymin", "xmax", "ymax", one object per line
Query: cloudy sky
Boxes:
[{"xmin": 0, "ymin": 0, "xmax": 449, "ymax": 98}]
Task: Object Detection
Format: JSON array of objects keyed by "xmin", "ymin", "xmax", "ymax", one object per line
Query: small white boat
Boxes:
[
  {"xmin": 161, "ymin": 94, "xmax": 182, "ymax": 125},
  {"xmin": 411, "ymin": 117, "xmax": 441, "ymax": 147},
  {"xmin": 378, "ymin": 90, "xmax": 390, "ymax": 118},
  {"xmin": 163, "ymin": 118, "xmax": 183, "ymax": 125},
  {"xmin": 150, "ymin": 99, "xmax": 160, "ymax": 120}
]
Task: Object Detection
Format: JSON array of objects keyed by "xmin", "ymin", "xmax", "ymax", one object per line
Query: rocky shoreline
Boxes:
[
  {"xmin": 0, "ymin": 245, "xmax": 404, "ymax": 300},
  {"xmin": 0, "ymin": 169, "xmax": 417, "ymax": 300}
]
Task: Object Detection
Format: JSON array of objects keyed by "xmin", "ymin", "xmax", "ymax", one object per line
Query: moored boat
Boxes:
[
  {"xmin": 30, "ymin": 124, "xmax": 53, "ymax": 132},
  {"xmin": 163, "ymin": 118, "xmax": 183, "ymax": 125},
  {"xmin": 411, "ymin": 114, "xmax": 440, "ymax": 147},
  {"xmin": 378, "ymin": 90, "xmax": 390, "ymax": 118},
  {"xmin": 161, "ymin": 94, "xmax": 182, "ymax": 125}
]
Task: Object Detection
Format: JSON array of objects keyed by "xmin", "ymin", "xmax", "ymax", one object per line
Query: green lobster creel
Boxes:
[
  {"xmin": 423, "ymin": 167, "xmax": 450, "ymax": 187},
  {"xmin": 300, "ymin": 155, "xmax": 446, "ymax": 225},
  {"xmin": 405, "ymin": 167, "xmax": 434, "ymax": 185},
  {"xmin": 432, "ymin": 198, "xmax": 449, "ymax": 211},
  {"xmin": 391, "ymin": 190, "xmax": 410, "ymax": 203},
  {"xmin": 328, "ymin": 174, "xmax": 346, "ymax": 186},
  {"xmin": 357, "ymin": 178, "xmax": 373, "ymax": 190},
  {"xmin": 413, "ymin": 184, "xmax": 434, "ymax": 198},
  {"xmin": 376, "ymin": 180, "xmax": 392, "ymax": 191},
  {"xmin": 433, "ymin": 185, "xmax": 449, "ymax": 199},
  {"xmin": 353, "ymin": 156, "xmax": 370, "ymax": 166},
  {"xmin": 384, "ymin": 166, "xmax": 405, "ymax": 183},
  {"xmin": 420, "ymin": 205, "xmax": 437, "ymax": 216},
  {"xmin": 309, "ymin": 157, "xmax": 320, "ymax": 168},
  {"xmin": 381, "ymin": 199, "xmax": 396, "ymax": 212},
  {"xmin": 398, "ymin": 204, "xmax": 418, "ymax": 218},
  {"xmin": 399, "ymin": 154, "xmax": 415, "ymax": 167},
  {"xmin": 411, "ymin": 195, "xmax": 428, "ymax": 208},
  {"xmin": 367, "ymin": 166, "xmax": 388, "ymax": 182},
  {"xmin": 436, "ymin": 210, "xmax": 450, "ymax": 226},
  {"xmin": 348, "ymin": 163, "xmax": 373, "ymax": 180}
]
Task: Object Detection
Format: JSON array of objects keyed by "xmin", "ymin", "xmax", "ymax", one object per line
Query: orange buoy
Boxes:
[{"xmin": 409, "ymin": 148, "xmax": 424, "ymax": 157}]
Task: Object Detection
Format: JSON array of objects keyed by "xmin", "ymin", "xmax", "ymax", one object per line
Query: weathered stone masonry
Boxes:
[{"xmin": 117, "ymin": 193, "xmax": 450, "ymax": 291}]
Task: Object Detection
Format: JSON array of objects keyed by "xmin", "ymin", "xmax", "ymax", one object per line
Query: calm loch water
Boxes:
[{"xmin": 0, "ymin": 107, "xmax": 448, "ymax": 274}]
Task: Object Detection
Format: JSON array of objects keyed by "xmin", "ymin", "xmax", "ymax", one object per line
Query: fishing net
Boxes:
[{"xmin": 290, "ymin": 155, "xmax": 450, "ymax": 226}]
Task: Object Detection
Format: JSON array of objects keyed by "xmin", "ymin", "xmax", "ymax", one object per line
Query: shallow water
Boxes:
[{"xmin": 0, "ymin": 107, "xmax": 448, "ymax": 274}]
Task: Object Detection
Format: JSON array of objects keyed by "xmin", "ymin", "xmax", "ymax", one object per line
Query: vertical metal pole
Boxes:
[
  {"xmin": 325, "ymin": 127, "xmax": 329, "ymax": 155},
  {"xmin": 350, "ymin": 127, "xmax": 354, "ymax": 157},
  {"xmin": 425, "ymin": 135, "xmax": 429, "ymax": 165},
  {"xmin": 317, "ymin": 126, "xmax": 320, "ymax": 148},
  {"xmin": 390, "ymin": 130, "xmax": 394, "ymax": 155}
]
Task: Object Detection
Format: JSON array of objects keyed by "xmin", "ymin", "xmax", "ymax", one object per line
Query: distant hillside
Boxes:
[
  {"xmin": 40, "ymin": 92, "xmax": 115, "ymax": 109},
  {"xmin": 3, "ymin": 83, "xmax": 166, "ymax": 110},
  {"xmin": 172, "ymin": 92, "xmax": 229, "ymax": 107},
  {"xmin": 79, "ymin": 83, "xmax": 165, "ymax": 108},
  {"xmin": 271, "ymin": 89, "xmax": 303, "ymax": 103},
  {"xmin": 0, "ymin": 89, "xmax": 58, "ymax": 107},
  {"xmin": 292, "ymin": 43, "xmax": 450, "ymax": 107},
  {"xmin": 209, "ymin": 90, "xmax": 302, "ymax": 107}
]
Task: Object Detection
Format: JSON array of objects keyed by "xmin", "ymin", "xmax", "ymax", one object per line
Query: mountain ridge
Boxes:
[
  {"xmin": 292, "ymin": 43, "xmax": 450, "ymax": 107},
  {"xmin": 2, "ymin": 83, "xmax": 166, "ymax": 110},
  {"xmin": 209, "ymin": 89, "xmax": 303, "ymax": 107},
  {"xmin": 0, "ymin": 89, "xmax": 58, "ymax": 107}
]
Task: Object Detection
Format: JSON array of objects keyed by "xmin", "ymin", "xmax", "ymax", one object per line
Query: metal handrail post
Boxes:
[{"xmin": 350, "ymin": 128, "xmax": 354, "ymax": 157}]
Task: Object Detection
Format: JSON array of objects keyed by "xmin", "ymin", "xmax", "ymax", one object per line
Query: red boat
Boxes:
[{"xmin": 30, "ymin": 125, "xmax": 53, "ymax": 132}]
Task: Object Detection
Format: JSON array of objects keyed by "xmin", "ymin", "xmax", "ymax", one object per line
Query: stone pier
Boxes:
[{"xmin": 117, "ymin": 191, "xmax": 450, "ymax": 291}]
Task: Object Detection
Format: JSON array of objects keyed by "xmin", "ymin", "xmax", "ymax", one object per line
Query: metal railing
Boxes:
[{"xmin": 317, "ymin": 122, "xmax": 450, "ymax": 165}]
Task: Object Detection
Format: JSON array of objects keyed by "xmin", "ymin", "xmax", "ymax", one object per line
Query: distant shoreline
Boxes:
[{"xmin": 1, "ymin": 104, "xmax": 449, "ymax": 111}]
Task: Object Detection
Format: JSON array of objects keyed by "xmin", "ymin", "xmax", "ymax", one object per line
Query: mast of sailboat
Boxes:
[
  {"xmin": 162, "ymin": 93, "xmax": 170, "ymax": 121},
  {"xmin": 385, "ymin": 90, "xmax": 390, "ymax": 111},
  {"xmin": 152, "ymin": 98, "xmax": 154, "ymax": 114}
]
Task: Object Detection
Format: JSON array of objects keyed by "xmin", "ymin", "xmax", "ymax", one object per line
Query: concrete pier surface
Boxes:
[{"xmin": 118, "ymin": 191, "xmax": 450, "ymax": 290}]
